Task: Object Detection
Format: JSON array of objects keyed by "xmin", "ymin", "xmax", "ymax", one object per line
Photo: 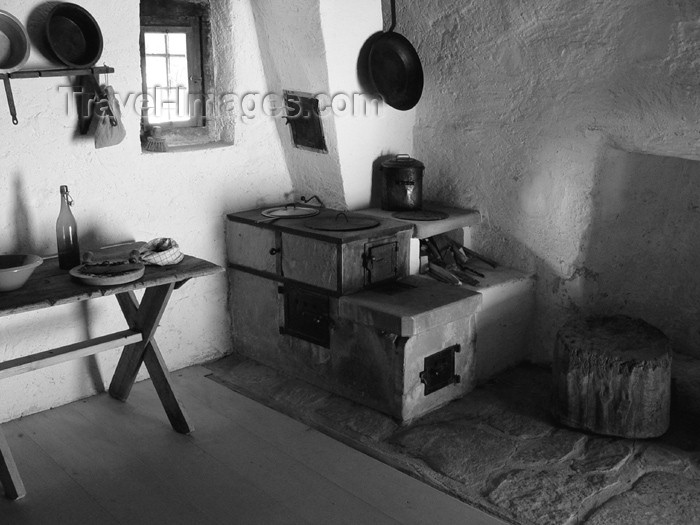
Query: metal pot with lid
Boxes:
[{"xmin": 380, "ymin": 154, "xmax": 424, "ymax": 211}]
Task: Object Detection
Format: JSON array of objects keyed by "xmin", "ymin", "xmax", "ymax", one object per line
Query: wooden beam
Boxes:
[{"xmin": 0, "ymin": 330, "xmax": 143, "ymax": 380}]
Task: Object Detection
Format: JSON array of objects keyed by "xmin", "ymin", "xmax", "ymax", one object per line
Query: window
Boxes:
[
  {"xmin": 140, "ymin": 0, "xmax": 214, "ymax": 146},
  {"xmin": 142, "ymin": 28, "xmax": 202, "ymax": 126}
]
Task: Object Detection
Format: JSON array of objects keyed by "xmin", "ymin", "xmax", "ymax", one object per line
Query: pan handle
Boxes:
[
  {"xmin": 388, "ymin": 0, "xmax": 396, "ymax": 32},
  {"xmin": 2, "ymin": 76, "xmax": 18, "ymax": 125}
]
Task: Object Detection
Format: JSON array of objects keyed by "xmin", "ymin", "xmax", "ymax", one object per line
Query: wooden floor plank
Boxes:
[
  {"xmin": 0, "ymin": 424, "xmax": 25, "ymax": 500},
  {"xmin": 0, "ymin": 364, "xmax": 506, "ymax": 525},
  {"xmin": 71, "ymin": 391, "xmax": 311, "ymax": 525},
  {"xmin": 171, "ymin": 366, "xmax": 506, "ymax": 525},
  {"xmin": 15, "ymin": 406, "xmax": 205, "ymax": 525},
  {"xmin": 0, "ymin": 421, "xmax": 119, "ymax": 525},
  {"xmin": 126, "ymin": 373, "xmax": 402, "ymax": 525}
]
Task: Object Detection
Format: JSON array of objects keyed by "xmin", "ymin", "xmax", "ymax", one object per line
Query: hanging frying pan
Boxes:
[
  {"xmin": 0, "ymin": 10, "xmax": 30, "ymax": 125},
  {"xmin": 364, "ymin": 0, "xmax": 423, "ymax": 111},
  {"xmin": 45, "ymin": 3, "xmax": 103, "ymax": 68}
]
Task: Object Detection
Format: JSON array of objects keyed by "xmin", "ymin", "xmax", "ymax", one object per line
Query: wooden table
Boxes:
[{"xmin": 0, "ymin": 249, "xmax": 223, "ymax": 499}]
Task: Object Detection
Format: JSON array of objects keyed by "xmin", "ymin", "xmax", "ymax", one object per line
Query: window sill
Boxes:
[
  {"xmin": 141, "ymin": 139, "xmax": 233, "ymax": 154},
  {"xmin": 141, "ymin": 124, "xmax": 234, "ymax": 153}
]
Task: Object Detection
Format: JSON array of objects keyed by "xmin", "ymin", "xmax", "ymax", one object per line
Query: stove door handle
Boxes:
[
  {"xmin": 300, "ymin": 310, "xmax": 332, "ymax": 327},
  {"xmin": 363, "ymin": 254, "xmax": 384, "ymax": 269}
]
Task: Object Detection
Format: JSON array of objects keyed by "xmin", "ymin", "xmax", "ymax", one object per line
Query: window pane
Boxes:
[
  {"xmin": 145, "ymin": 56, "xmax": 168, "ymax": 87},
  {"xmin": 146, "ymin": 87, "xmax": 190, "ymax": 123},
  {"xmin": 144, "ymin": 32, "xmax": 166, "ymax": 54},
  {"xmin": 167, "ymin": 33, "xmax": 187, "ymax": 55},
  {"xmin": 140, "ymin": 20, "xmax": 202, "ymax": 126},
  {"xmin": 172, "ymin": 88, "xmax": 191, "ymax": 121},
  {"xmin": 162, "ymin": 88, "xmax": 180, "ymax": 113},
  {"xmin": 146, "ymin": 108, "xmax": 166, "ymax": 123},
  {"xmin": 168, "ymin": 56, "xmax": 189, "ymax": 87}
]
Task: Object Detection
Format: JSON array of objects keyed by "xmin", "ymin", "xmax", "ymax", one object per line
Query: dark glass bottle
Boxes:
[{"xmin": 56, "ymin": 185, "xmax": 80, "ymax": 270}]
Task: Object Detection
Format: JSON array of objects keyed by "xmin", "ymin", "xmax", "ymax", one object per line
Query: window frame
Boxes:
[
  {"xmin": 140, "ymin": 23, "xmax": 204, "ymax": 128},
  {"xmin": 139, "ymin": 0, "xmax": 217, "ymax": 148}
]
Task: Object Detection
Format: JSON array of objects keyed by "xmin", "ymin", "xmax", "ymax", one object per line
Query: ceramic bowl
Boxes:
[{"xmin": 0, "ymin": 254, "xmax": 43, "ymax": 292}]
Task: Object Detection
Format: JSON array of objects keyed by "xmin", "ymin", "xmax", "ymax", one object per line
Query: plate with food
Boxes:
[{"xmin": 70, "ymin": 250, "xmax": 145, "ymax": 286}]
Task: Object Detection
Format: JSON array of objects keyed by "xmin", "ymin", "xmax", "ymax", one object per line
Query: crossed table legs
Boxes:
[{"xmin": 0, "ymin": 282, "xmax": 193, "ymax": 499}]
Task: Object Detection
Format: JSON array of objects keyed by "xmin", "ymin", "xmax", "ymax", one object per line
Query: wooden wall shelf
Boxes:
[
  {"xmin": 1, "ymin": 66, "xmax": 114, "ymax": 125},
  {"xmin": 0, "ymin": 65, "xmax": 114, "ymax": 80}
]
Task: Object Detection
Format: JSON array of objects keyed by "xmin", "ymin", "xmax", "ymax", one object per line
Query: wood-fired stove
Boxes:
[{"xmin": 226, "ymin": 206, "xmax": 482, "ymax": 422}]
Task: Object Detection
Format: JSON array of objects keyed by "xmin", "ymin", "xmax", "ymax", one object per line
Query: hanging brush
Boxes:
[{"xmin": 144, "ymin": 125, "xmax": 167, "ymax": 152}]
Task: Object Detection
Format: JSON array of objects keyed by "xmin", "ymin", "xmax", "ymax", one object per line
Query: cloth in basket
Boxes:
[{"xmin": 139, "ymin": 238, "xmax": 184, "ymax": 266}]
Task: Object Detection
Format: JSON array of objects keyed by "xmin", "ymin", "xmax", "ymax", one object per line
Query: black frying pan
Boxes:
[{"xmin": 361, "ymin": 0, "xmax": 423, "ymax": 111}]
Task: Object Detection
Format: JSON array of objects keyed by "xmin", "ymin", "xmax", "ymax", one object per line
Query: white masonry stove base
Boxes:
[{"xmin": 226, "ymin": 205, "xmax": 533, "ymax": 422}]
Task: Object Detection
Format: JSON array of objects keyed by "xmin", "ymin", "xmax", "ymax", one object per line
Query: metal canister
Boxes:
[{"xmin": 379, "ymin": 154, "xmax": 424, "ymax": 211}]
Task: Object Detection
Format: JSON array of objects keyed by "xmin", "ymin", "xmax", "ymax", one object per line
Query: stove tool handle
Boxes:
[{"xmin": 300, "ymin": 195, "xmax": 324, "ymax": 207}]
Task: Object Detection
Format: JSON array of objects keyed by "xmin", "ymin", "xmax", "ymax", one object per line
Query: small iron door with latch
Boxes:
[
  {"xmin": 279, "ymin": 284, "xmax": 331, "ymax": 348},
  {"xmin": 363, "ymin": 240, "xmax": 398, "ymax": 286},
  {"xmin": 420, "ymin": 345, "xmax": 461, "ymax": 395}
]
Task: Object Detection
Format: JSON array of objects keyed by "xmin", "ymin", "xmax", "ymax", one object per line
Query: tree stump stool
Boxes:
[{"xmin": 552, "ymin": 315, "xmax": 672, "ymax": 438}]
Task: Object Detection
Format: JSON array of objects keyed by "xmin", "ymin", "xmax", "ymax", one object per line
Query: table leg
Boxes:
[
  {"xmin": 108, "ymin": 283, "xmax": 193, "ymax": 434},
  {"xmin": 142, "ymin": 338, "xmax": 192, "ymax": 434},
  {"xmin": 0, "ymin": 425, "xmax": 25, "ymax": 500},
  {"xmin": 109, "ymin": 286, "xmax": 172, "ymax": 400}
]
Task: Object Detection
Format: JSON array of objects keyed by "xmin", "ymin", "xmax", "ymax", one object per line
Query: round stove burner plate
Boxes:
[
  {"xmin": 304, "ymin": 214, "xmax": 380, "ymax": 231},
  {"xmin": 392, "ymin": 209, "xmax": 449, "ymax": 221},
  {"xmin": 261, "ymin": 205, "xmax": 320, "ymax": 219}
]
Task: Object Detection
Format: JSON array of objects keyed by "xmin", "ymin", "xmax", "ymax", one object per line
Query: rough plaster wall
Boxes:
[
  {"xmin": 398, "ymin": 0, "xmax": 700, "ymax": 361},
  {"xmin": 0, "ymin": 0, "xmax": 293, "ymax": 421},
  {"xmin": 250, "ymin": 0, "xmax": 346, "ymax": 209}
]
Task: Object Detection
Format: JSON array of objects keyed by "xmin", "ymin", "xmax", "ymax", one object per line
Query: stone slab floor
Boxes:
[{"xmin": 205, "ymin": 354, "xmax": 700, "ymax": 525}]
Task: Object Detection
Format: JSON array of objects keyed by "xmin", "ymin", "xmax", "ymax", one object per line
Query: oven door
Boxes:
[
  {"xmin": 363, "ymin": 240, "xmax": 398, "ymax": 286},
  {"xmin": 279, "ymin": 284, "xmax": 331, "ymax": 348}
]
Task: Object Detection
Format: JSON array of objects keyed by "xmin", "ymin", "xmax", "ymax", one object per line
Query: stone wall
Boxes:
[{"xmin": 395, "ymin": 0, "xmax": 700, "ymax": 360}]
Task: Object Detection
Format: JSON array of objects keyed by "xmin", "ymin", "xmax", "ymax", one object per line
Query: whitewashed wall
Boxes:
[
  {"xmin": 251, "ymin": 0, "xmax": 414, "ymax": 211},
  {"xmin": 319, "ymin": 0, "xmax": 415, "ymax": 210},
  {"xmin": 0, "ymin": 0, "xmax": 293, "ymax": 421}
]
